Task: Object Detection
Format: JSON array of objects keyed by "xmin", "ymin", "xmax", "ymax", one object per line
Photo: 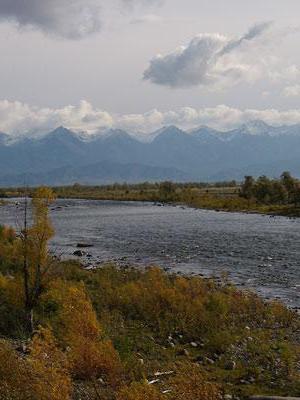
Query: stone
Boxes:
[
  {"xmin": 225, "ymin": 360, "xmax": 237, "ymax": 370},
  {"xmin": 73, "ymin": 250, "xmax": 84, "ymax": 257},
  {"xmin": 177, "ymin": 349, "xmax": 190, "ymax": 357}
]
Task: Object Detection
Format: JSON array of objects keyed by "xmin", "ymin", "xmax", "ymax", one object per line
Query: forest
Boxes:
[{"xmin": 0, "ymin": 187, "xmax": 299, "ymax": 399}]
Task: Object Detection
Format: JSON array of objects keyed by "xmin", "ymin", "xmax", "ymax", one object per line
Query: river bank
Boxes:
[{"xmin": 2, "ymin": 183, "xmax": 300, "ymax": 218}]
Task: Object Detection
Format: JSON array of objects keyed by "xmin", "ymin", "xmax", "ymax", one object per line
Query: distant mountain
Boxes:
[
  {"xmin": 1, "ymin": 121, "xmax": 300, "ymax": 186},
  {"xmin": 0, "ymin": 161, "xmax": 189, "ymax": 186},
  {"xmin": 0, "ymin": 132, "xmax": 9, "ymax": 145}
]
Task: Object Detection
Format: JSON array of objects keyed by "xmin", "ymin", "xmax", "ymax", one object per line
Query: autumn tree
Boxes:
[{"xmin": 20, "ymin": 187, "xmax": 56, "ymax": 333}]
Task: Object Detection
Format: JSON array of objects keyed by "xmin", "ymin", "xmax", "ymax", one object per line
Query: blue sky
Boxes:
[{"xmin": 1, "ymin": 0, "xmax": 300, "ymax": 135}]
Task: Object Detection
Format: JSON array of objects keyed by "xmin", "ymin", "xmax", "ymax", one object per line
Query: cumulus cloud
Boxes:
[
  {"xmin": 2, "ymin": 100, "xmax": 300, "ymax": 138},
  {"xmin": 0, "ymin": 0, "xmax": 159, "ymax": 39},
  {"xmin": 143, "ymin": 22, "xmax": 272, "ymax": 88}
]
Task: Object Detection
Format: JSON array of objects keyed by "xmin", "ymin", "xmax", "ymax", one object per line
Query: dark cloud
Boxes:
[
  {"xmin": 0, "ymin": 0, "xmax": 160, "ymax": 39},
  {"xmin": 219, "ymin": 21, "xmax": 272, "ymax": 55},
  {"xmin": 143, "ymin": 23, "xmax": 271, "ymax": 88}
]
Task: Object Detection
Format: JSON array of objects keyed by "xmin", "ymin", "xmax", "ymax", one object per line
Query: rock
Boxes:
[
  {"xmin": 225, "ymin": 360, "xmax": 236, "ymax": 370},
  {"xmin": 16, "ymin": 343, "xmax": 28, "ymax": 354},
  {"xmin": 73, "ymin": 250, "xmax": 84, "ymax": 257},
  {"xmin": 147, "ymin": 379, "xmax": 160, "ymax": 385},
  {"xmin": 154, "ymin": 371, "xmax": 174, "ymax": 377},
  {"xmin": 190, "ymin": 342, "xmax": 198, "ymax": 348},
  {"xmin": 177, "ymin": 349, "xmax": 190, "ymax": 357},
  {"xmin": 205, "ymin": 357, "xmax": 215, "ymax": 365},
  {"xmin": 76, "ymin": 243, "xmax": 94, "ymax": 248},
  {"xmin": 224, "ymin": 395, "xmax": 233, "ymax": 400}
]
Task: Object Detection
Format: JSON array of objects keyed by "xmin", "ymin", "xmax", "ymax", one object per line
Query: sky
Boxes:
[{"xmin": 1, "ymin": 0, "xmax": 300, "ymax": 136}]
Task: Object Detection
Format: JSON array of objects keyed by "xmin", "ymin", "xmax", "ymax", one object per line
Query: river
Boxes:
[{"xmin": 1, "ymin": 199, "xmax": 300, "ymax": 308}]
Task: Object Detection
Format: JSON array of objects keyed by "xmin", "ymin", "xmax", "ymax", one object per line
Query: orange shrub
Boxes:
[
  {"xmin": 117, "ymin": 382, "xmax": 165, "ymax": 400},
  {"xmin": 0, "ymin": 328, "xmax": 72, "ymax": 400},
  {"xmin": 167, "ymin": 363, "xmax": 221, "ymax": 400},
  {"xmin": 41, "ymin": 280, "xmax": 123, "ymax": 383}
]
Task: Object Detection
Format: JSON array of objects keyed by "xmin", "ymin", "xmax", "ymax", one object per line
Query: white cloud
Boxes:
[
  {"xmin": 282, "ymin": 85, "xmax": 300, "ymax": 97},
  {"xmin": 2, "ymin": 100, "xmax": 300, "ymax": 138},
  {"xmin": 0, "ymin": 0, "xmax": 160, "ymax": 39},
  {"xmin": 143, "ymin": 22, "xmax": 273, "ymax": 88}
]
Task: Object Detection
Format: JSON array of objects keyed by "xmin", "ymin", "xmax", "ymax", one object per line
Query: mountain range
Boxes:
[{"xmin": 1, "ymin": 120, "xmax": 300, "ymax": 186}]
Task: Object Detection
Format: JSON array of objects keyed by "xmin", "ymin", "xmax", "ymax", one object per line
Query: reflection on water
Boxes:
[{"xmin": 1, "ymin": 199, "xmax": 300, "ymax": 308}]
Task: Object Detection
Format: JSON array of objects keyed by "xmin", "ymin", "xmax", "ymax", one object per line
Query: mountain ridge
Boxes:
[{"xmin": 1, "ymin": 121, "xmax": 300, "ymax": 185}]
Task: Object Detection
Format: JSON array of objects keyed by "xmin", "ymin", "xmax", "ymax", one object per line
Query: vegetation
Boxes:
[
  {"xmin": 2, "ymin": 172, "xmax": 300, "ymax": 216},
  {"xmin": 0, "ymin": 187, "xmax": 299, "ymax": 399}
]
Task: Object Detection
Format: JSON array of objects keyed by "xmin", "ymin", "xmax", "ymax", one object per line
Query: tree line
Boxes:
[{"xmin": 240, "ymin": 171, "xmax": 300, "ymax": 205}]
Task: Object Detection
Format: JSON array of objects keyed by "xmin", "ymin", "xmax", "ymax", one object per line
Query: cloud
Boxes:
[
  {"xmin": 218, "ymin": 22, "xmax": 272, "ymax": 56},
  {"xmin": 143, "ymin": 22, "xmax": 272, "ymax": 88},
  {"xmin": 283, "ymin": 85, "xmax": 300, "ymax": 97},
  {"xmin": 2, "ymin": 100, "xmax": 300, "ymax": 138},
  {"xmin": 131, "ymin": 14, "xmax": 163, "ymax": 24},
  {"xmin": 0, "ymin": 0, "xmax": 160, "ymax": 39}
]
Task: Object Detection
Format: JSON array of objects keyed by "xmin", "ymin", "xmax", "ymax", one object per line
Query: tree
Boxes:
[
  {"xmin": 159, "ymin": 182, "xmax": 176, "ymax": 202},
  {"xmin": 281, "ymin": 171, "xmax": 296, "ymax": 202},
  {"xmin": 255, "ymin": 176, "xmax": 272, "ymax": 204},
  {"xmin": 240, "ymin": 176, "xmax": 255, "ymax": 206},
  {"xmin": 271, "ymin": 181, "xmax": 288, "ymax": 204},
  {"xmin": 20, "ymin": 187, "xmax": 56, "ymax": 333},
  {"xmin": 292, "ymin": 183, "xmax": 300, "ymax": 206}
]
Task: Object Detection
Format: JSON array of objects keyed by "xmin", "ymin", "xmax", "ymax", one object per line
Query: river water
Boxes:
[{"xmin": 1, "ymin": 199, "xmax": 300, "ymax": 308}]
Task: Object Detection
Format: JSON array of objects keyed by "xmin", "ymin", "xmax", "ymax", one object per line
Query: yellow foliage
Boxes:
[
  {"xmin": 28, "ymin": 326, "xmax": 72, "ymax": 400},
  {"xmin": 0, "ymin": 274, "xmax": 8, "ymax": 290},
  {"xmin": 42, "ymin": 280, "xmax": 123, "ymax": 383},
  {"xmin": 167, "ymin": 363, "xmax": 221, "ymax": 400},
  {"xmin": 116, "ymin": 382, "xmax": 165, "ymax": 400},
  {"xmin": 0, "ymin": 328, "xmax": 72, "ymax": 400},
  {"xmin": 69, "ymin": 337, "xmax": 123, "ymax": 383},
  {"xmin": 2, "ymin": 275, "xmax": 25, "ymax": 308},
  {"xmin": 27, "ymin": 187, "xmax": 56, "ymax": 276},
  {"xmin": 43, "ymin": 280, "xmax": 102, "ymax": 342}
]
